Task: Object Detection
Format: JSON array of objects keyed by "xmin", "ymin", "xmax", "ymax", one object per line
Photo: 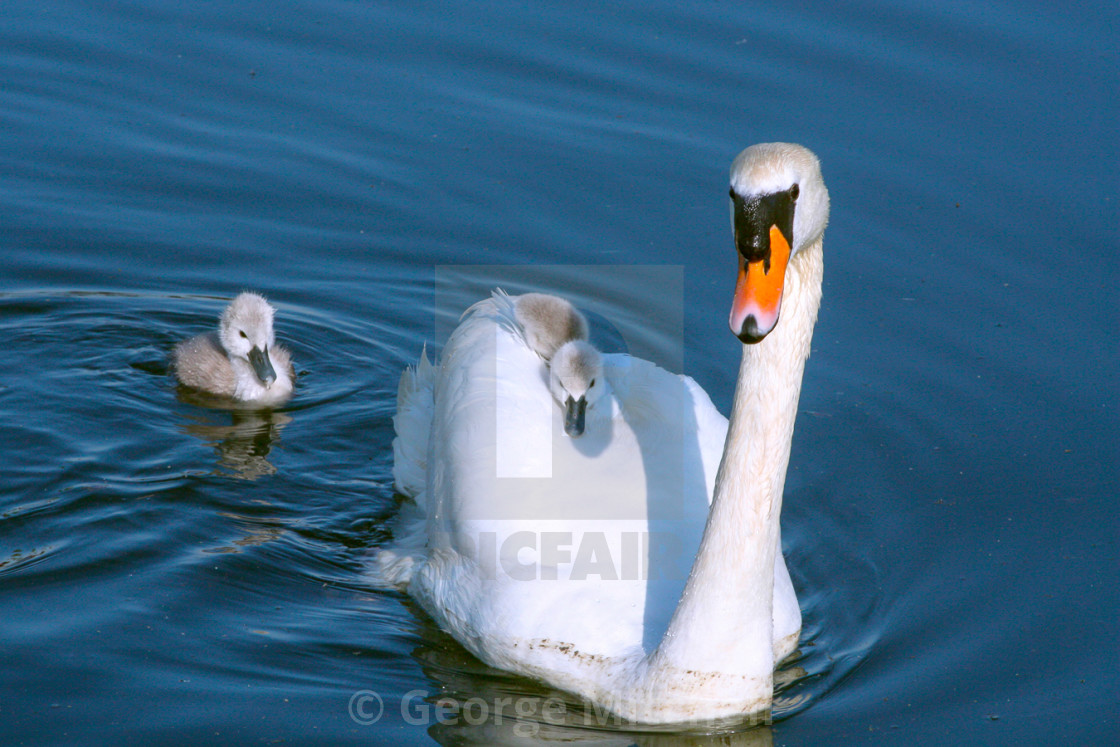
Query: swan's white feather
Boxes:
[{"xmin": 391, "ymin": 345, "xmax": 436, "ymax": 503}]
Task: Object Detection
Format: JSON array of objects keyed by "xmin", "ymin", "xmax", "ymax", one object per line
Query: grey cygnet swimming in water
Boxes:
[{"xmin": 172, "ymin": 292, "xmax": 295, "ymax": 406}]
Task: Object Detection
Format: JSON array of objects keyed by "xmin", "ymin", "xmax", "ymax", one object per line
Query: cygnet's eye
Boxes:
[
  {"xmin": 589, "ymin": 378, "xmax": 596, "ymax": 388},
  {"xmin": 239, "ymin": 330, "xmax": 248, "ymax": 339}
]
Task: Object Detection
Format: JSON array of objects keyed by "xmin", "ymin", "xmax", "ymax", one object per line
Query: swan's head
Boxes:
[
  {"xmin": 514, "ymin": 293, "xmax": 589, "ymax": 361},
  {"xmin": 218, "ymin": 292, "xmax": 279, "ymax": 387},
  {"xmin": 549, "ymin": 340, "xmax": 608, "ymax": 438},
  {"xmin": 728, "ymin": 143, "xmax": 829, "ymax": 343}
]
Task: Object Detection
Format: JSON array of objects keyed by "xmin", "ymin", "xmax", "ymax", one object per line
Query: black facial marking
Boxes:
[{"xmin": 730, "ymin": 184, "xmax": 799, "ymax": 271}]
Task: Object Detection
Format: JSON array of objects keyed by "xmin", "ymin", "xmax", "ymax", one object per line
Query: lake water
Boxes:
[{"xmin": 1, "ymin": 0, "xmax": 1115, "ymax": 744}]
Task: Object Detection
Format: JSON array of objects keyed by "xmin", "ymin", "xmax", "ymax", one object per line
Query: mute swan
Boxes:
[
  {"xmin": 172, "ymin": 292, "xmax": 295, "ymax": 407},
  {"xmin": 376, "ymin": 143, "xmax": 827, "ymax": 724}
]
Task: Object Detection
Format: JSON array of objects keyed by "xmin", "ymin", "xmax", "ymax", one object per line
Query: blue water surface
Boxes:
[{"xmin": 1, "ymin": 0, "xmax": 1116, "ymax": 744}]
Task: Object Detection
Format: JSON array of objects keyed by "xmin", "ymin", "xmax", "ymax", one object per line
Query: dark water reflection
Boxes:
[
  {"xmin": 176, "ymin": 407, "xmax": 293, "ymax": 480},
  {"xmin": 1, "ymin": 0, "xmax": 1116, "ymax": 744}
]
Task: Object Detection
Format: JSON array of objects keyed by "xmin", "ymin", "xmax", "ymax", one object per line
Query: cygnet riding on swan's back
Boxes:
[
  {"xmin": 513, "ymin": 292, "xmax": 589, "ymax": 361},
  {"xmin": 375, "ymin": 143, "xmax": 829, "ymax": 725},
  {"xmin": 510, "ymin": 291, "xmax": 605, "ymax": 438},
  {"xmin": 548, "ymin": 339, "xmax": 607, "ymax": 438},
  {"xmin": 172, "ymin": 292, "xmax": 295, "ymax": 407}
]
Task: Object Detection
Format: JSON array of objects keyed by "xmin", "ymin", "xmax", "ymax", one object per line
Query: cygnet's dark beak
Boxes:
[
  {"xmin": 248, "ymin": 345, "xmax": 277, "ymax": 387},
  {"xmin": 564, "ymin": 395, "xmax": 587, "ymax": 438}
]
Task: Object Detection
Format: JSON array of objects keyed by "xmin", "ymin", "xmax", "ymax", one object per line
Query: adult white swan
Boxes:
[{"xmin": 374, "ymin": 143, "xmax": 828, "ymax": 724}]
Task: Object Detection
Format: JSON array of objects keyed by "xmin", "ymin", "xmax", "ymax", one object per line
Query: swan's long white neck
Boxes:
[{"xmin": 646, "ymin": 237, "xmax": 823, "ymax": 711}]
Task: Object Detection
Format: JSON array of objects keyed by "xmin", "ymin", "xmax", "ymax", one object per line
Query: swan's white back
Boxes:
[{"xmin": 383, "ymin": 294, "xmax": 714, "ymax": 638}]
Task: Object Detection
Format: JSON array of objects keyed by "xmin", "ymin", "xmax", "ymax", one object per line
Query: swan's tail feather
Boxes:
[
  {"xmin": 392, "ymin": 345, "xmax": 437, "ymax": 503},
  {"xmin": 370, "ymin": 348, "xmax": 438, "ymax": 590},
  {"xmin": 490, "ymin": 287, "xmax": 515, "ymax": 315},
  {"xmin": 368, "ymin": 500, "xmax": 428, "ymax": 588},
  {"xmin": 370, "ymin": 550, "xmax": 416, "ymax": 588},
  {"xmin": 489, "ymin": 287, "xmax": 525, "ymax": 342}
]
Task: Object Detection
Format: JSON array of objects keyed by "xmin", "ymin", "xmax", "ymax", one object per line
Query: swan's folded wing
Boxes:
[
  {"xmin": 392, "ymin": 347, "xmax": 437, "ymax": 502},
  {"xmin": 678, "ymin": 374, "xmax": 730, "ymax": 504},
  {"xmin": 172, "ymin": 331, "xmax": 236, "ymax": 396}
]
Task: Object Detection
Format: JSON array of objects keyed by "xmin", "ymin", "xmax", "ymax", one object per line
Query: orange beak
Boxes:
[{"xmin": 729, "ymin": 224, "xmax": 791, "ymax": 343}]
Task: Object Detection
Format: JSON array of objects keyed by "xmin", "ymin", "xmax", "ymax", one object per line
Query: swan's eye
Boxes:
[
  {"xmin": 789, "ymin": 183, "xmax": 799, "ymax": 201},
  {"xmin": 589, "ymin": 378, "xmax": 596, "ymax": 388},
  {"xmin": 239, "ymin": 330, "xmax": 248, "ymax": 339}
]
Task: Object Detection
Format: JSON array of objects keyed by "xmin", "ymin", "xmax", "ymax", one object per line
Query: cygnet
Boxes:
[
  {"xmin": 548, "ymin": 339, "xmax": 609, "ymax": 437},
  {"xmin": 173, "ymin": 292, "xmax": 294, "ymax": 406},
  {"xmin": 513, "ymin": 292, "xmax": 589, "ymax": 361}
]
